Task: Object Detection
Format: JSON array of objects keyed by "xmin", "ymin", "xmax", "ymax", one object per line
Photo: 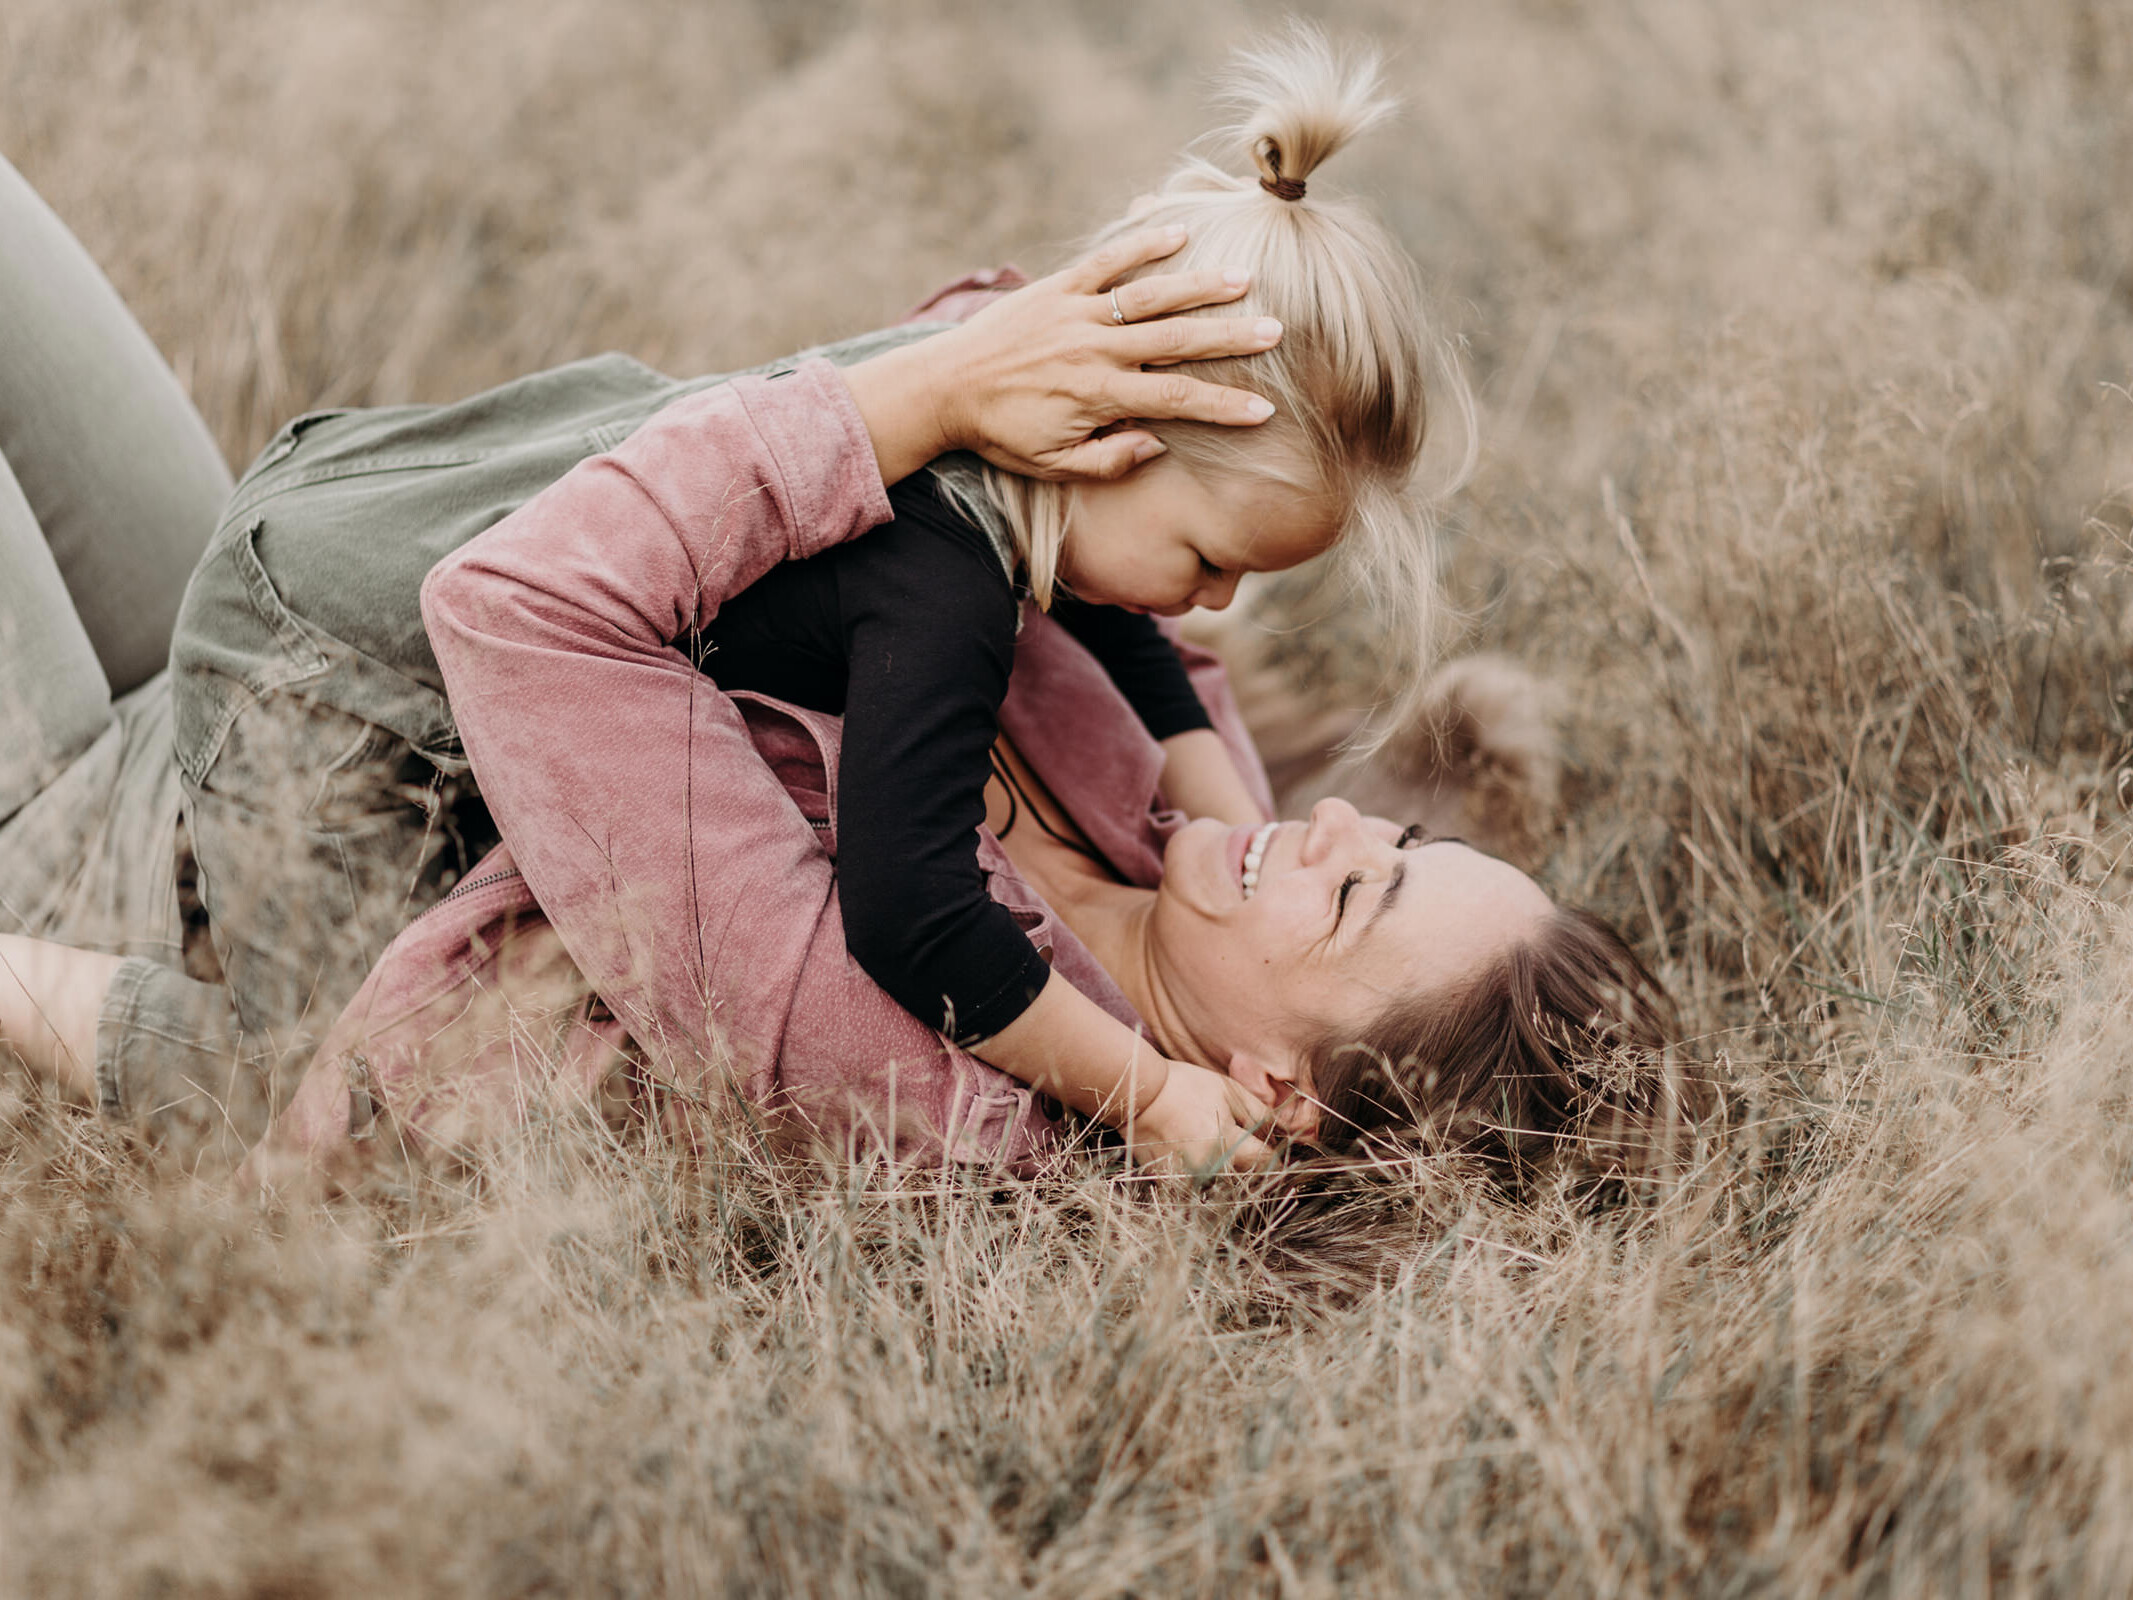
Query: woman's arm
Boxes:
[
  {"xmin": 424, "ymin": 231, "xmax": 1287, "ymax": 1123},
  {"xmin": 423, "ymin": 363, "xmax": 880, "ymax": 1095}
]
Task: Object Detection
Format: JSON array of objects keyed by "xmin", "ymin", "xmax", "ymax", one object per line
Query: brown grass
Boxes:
[{"xmin": 5, "ymin": 0, "xmax": 2133, "ymax": 1592}]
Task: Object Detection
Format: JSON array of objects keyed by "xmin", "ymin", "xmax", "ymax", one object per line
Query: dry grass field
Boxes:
[{"xmin": 5, "ymin": 0, "xmax": 2133, "ymax": 1592}]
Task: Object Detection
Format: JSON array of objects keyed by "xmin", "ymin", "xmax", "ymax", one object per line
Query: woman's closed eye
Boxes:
[
  {"xmin": 1334, "ymin": 869, "xmax": 1365, "ymax": 924},
  {"xmin": 1397, "ymin": 824, "xmax": 1465, "ymax": 850}
]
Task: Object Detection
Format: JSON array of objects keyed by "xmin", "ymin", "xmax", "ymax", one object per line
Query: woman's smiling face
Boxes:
[
  {"xmin": 1146, "ymin": 798, "xmax": 1556, "ymax": 1132},
  {"xmin": 1058, "ymin": 453, "xmax": 1342, "ymax": 617}
]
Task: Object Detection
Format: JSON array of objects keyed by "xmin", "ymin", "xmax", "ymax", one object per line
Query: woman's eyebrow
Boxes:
[{"xmin": 1364, "ymin": 859, "xmax": 1407, "ymax": 936}]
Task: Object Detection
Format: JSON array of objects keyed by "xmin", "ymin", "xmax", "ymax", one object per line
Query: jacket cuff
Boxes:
[{"xmin": 731, "ymin": 358, "xmax": 893, "ymax": 561}]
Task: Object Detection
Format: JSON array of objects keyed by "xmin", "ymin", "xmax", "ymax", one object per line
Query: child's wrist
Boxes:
[{"xmin": 1096, "ymin": 1046, "xmax": 1172, "ymax": 1126}]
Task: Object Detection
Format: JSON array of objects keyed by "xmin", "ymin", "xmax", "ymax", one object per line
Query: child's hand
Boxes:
[{"xmin": 1126, "ymin": 1059, "xmax": 1276, "ymax": 1173}]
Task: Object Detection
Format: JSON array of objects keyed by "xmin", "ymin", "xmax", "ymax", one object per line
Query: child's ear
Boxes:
[{"xmin": 1225, "ymin": 1048, "xmax": 1321, "ymax": 1140}]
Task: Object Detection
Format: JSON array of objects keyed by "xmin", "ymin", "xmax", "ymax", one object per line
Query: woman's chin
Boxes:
[{"xmin": 1157, "ymin": 818, "xmax": 1243, "ymax": 923}]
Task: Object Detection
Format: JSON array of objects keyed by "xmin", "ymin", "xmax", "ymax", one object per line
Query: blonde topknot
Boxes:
[
  {"xmin": 942, "ymin": 22, "xmax": 1475, "ymax": 754},
  {"xmin": 1221, "ymin": 22, "xmax": 1398, "ymax": 200}
]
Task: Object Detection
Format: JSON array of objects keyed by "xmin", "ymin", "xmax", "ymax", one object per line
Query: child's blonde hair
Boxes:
[{"xmin": 949, "ymin": 22, "xmax": 1475, "ymax": 750}]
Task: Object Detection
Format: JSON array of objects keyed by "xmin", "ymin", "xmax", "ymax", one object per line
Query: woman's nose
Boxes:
[{"xmin": 1299, "ymin": 796, "xmax": 1365, "ymax": 864}]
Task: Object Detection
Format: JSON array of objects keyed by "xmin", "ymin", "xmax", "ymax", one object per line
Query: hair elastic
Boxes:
[{"xmin": 1254, "ymin": 135, "xmax": 1308, "ymax": 201}]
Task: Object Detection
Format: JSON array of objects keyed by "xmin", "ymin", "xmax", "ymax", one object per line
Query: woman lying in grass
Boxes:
[{"xmin": 0, "ymin": 32, "xmax": 1697, "ymax": 1182}]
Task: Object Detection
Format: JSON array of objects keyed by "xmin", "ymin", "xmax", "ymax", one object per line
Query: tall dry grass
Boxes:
[{"xmin": 4, "ymin": 0, "xmax": 2133, "ymax": 1591}]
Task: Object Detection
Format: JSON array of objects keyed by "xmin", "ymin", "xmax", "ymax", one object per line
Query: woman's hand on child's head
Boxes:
[
  {"xmin": 1127, "ymin": 1057, "xmax": 1277, "ymax": 1175},
  {"xmin": 942, "ymin": 227, "xmax": 1285, "ymax": 480},
  {"xmin": 849, "ymin": 227, "xmax": 1284, "ymax": 486}
]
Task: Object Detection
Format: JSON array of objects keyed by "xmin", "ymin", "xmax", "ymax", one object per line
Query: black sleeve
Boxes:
[
  {"xmin": 1049, "ymin": 596, "xmax": 1213, "ymax": 742},
  {"xmin": 832, "ymin": 481, "xmax": 1055, "ymax": 1045}
]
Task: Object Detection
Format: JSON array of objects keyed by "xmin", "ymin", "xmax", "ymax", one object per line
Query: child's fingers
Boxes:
[{"xmin": 1224, "ymin": 1130, "xmax": 1278, "ymax": 1172}]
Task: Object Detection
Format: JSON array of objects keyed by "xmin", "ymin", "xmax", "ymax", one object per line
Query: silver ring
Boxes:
[{"xmin": 1109, "ymin": 287, "xmax": 1128, "ymax": 325}]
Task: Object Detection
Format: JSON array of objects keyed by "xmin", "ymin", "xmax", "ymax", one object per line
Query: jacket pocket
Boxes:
[
  {"xmin": 947, "ymin": 1083, "xmax": 1036, "ymax": 1167},
  {"xmin": 171, "ymin": 515, "xmax": 333, "ymax": 785}
]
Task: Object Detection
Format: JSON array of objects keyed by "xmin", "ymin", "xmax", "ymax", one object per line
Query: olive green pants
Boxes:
[{"xmin": 0, "ymin": 152, "xmax": 266, "ymax": 1152}]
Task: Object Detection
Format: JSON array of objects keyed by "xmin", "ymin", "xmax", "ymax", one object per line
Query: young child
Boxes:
[{"xmin": 695, "ymin": 27, "xmax": 1465, "ymax": 1163}]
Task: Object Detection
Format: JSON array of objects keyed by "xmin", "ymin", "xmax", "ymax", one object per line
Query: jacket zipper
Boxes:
[{"xmin": 424, "ymin": 867, "xmax": 521, "ymax": 915}]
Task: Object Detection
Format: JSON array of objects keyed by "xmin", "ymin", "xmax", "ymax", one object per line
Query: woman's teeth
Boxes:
[{"xmin": 1240, "ymin": 822, "xmax": 1279, "ymax": 898}]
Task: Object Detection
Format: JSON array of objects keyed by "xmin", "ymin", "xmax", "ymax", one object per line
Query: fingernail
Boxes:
[
  {"xmin": 1132, "ymin": 436, "xmax": 1167, "ymax": 463},
  {"xmin": 1254, "ymin": 318, "xmax": 1282, "ymax": 344},
  {"xmin": 1245, "ymin": 396, "xmax": 1276, "ymax": 422},
  {"xmin": 1224, "ymin": 268, "xmax": 1250, "ymax": 289},
  {"xmin": 1165, "ymin": 224, "xmax": 1187, "ymax": 241}
]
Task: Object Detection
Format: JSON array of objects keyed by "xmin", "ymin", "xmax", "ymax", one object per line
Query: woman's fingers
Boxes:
[
  {"xmin": 1108, "ymin": 265, "xmax": 1250, "ymax": 323},
  {"xmin": 1060, "ymin": 224, "xmax": 1190, "ymax": 294},
  {"xmin": 892, "ymin": 225, "xmax": 1281, "ymax": 484},
  {"xmin": 1105, "ymin": 369, "xmax": 1278, "ymax": 429},
  {"xmin": 1044, "ymin": 429, "xmax": 1167, "ymax": 481},
  {"xmin": 1006, "ymin": 369, "xmax": 1275, "ymax": 480},
  {"xmin": 1116, "ymin": 313, "xmax": 1283, "ymax": 370}
]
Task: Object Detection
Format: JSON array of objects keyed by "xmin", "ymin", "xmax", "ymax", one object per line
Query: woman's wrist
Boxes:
[{"xmin": 842, "ymin": 337, "xmax": 957, "ymax": 488}]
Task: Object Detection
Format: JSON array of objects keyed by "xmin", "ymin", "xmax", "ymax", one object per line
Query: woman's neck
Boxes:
[{"xmin": 984, "ymin": 739, "xmax": 1196, "ymax": 1061}]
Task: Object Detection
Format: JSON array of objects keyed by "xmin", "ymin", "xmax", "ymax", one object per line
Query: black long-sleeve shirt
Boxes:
[{"xmin": 688, "ymin": 473, "xmax": 1210, "ymax": 1044}]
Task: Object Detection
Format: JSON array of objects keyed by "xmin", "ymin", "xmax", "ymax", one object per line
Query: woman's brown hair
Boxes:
[{"xmin": 1303, "ymin": 904, "xmax": 1709, "ymax": 1181}]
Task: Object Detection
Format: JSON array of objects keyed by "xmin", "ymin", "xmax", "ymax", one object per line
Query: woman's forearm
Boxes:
[{"xmin": 841, "ymin": 337, "xmax": 957, "ymax": 488}]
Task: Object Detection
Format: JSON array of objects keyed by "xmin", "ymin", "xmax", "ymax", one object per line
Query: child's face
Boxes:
[{"xmin": 1058, "ymin": 454, "xmax": 1342, "ymax": 617}]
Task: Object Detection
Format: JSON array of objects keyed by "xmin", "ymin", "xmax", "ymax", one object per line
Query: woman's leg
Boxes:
[
  {"xmin": 0, "ymin": 149, "xmax": 230, "ymax": 963},
  {"xmin": 0, "ymin": 452, "xmax": 111, "ymax": 823},
  {"xmin": 0, "ymin": 153, "xmax": 232, "ymax": 697},
  {"xmin": 0, "ymin": 157, "xmax": 272, "ymax": 1158},
  {"xmin": 0, "ymin": 932, "xmax": 271, "ymax": 1161},
  {"xmin": 0, "ymin": 933, "xmax": 116, "ymax": 1105},
  {"xmin": 185, "ymin": 693, "xmax": 478, "ymax": 1056}
]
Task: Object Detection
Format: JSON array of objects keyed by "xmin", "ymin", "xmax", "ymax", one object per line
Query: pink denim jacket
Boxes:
[{"xmin": 268, "ymin": 343, "xmax": 1272, "ymax": 1174}]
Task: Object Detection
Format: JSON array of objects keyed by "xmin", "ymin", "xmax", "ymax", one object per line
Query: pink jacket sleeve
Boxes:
[{"xmin": 422, "ymin": 360, "xmax": 920, "ymax": 1103}]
